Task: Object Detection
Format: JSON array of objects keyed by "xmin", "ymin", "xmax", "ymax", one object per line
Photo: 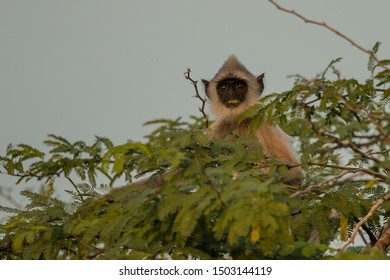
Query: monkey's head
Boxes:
[{"xmin": 202, "ymin": 55, "xmax": 264, "ymax": 121}]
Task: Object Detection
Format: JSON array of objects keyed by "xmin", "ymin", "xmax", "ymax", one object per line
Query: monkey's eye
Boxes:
[{"xmin": 220, "ymin": 85, "xmax": 228, "ymax": 90}]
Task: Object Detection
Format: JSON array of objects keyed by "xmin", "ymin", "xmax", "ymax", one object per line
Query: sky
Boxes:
[{"xmin": 1, "ymin": 0, "xmax": 390, "ymax": 202}]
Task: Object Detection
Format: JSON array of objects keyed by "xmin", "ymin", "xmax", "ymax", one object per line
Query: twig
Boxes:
[
  {"xmin": 65, "ymin": 175, "xmax": 85, "ymax": 203},
  {"xmin": 290, "ymin": 162, "xmax": 388, "ymax": 199},
  {"xmin": 268, "ymin": 0, "xmax": 390, "ymax": 71},
  {"xmin": 331, "ymin": 66, "xmax": 342, "ymax": 80},
  {"xmin": 307, "ymin": 162, "xmax": 387, "ymax": 181},
  {"xmin": 0, "ymin": 169, "xmax": 63, "ymax": 182},
  {"xmin": 184, "ymin": 68, "xmax": 209, "ymax": 128},
  {"xmin": 337, "ymin": 192, "xmax": 390, "ymax": 255}
]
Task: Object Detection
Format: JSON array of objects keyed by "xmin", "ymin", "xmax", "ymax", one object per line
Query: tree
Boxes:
[{"xmin": 0, "ymin": 1, "xmax": 389, "ymax": 260}]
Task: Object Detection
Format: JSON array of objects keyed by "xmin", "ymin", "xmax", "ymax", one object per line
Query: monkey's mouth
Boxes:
[
  {"xmin": 218, "ymin": 92, "xmax": 245, "ymax": 108},
  {"xmin": 226, "ymin": 99, "xmax": 242, "ymax": 107}
]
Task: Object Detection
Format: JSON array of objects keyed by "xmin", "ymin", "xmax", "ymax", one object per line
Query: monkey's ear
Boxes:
[
  {"xmin": 202, "ymin": 79, "xmax": 210, "ymax": 97},
  {"xmin": 257, "ymin": 73, "xmax": 265, "ymax": 95},
  {"xmin": 202, "ymin": 79, "xmax": 210, "ymax": 87}
]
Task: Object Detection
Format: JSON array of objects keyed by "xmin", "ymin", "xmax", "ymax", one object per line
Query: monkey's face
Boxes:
[
  {"xmin": 216, "ymin": 78, "xmax": 248, "ymax": 109},
  {"xmin": 202, "ymin": 55, "xmax": 264, "ymax": 120}
]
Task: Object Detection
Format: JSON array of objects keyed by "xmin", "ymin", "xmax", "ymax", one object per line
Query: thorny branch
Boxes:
[
  {"xmin": 268, "ymin": 0, "xmax": 390, "ymax": 71},
  {"xmin": 184, "ymin": 68, "xmax": 209, "ymax": 128}
]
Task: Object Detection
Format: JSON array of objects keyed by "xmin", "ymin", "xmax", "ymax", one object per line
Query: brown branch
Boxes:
[
  {"xmin": 290, "ymin": 162, "xmax": 388, "ymax": 198},
  {"xmin": 374, "ymin": 227, "xmax": 390, "ymax": 251},
  {"xmin": 367, "ymin": 148, "xmax": 390, "ymax": 156},
  {"xmin": 308, "ymin": 162, "xmax": 387, "ymax": 181},
  {"xmin": 268, "ymin": 0, "xmax": 390, "ymax": 71},
  {"xmin": 352, "ymin": 134, "xmax": 384, "ymax": 148},
  {"xmin": 337, "ymin": 192, "xmax": 390, "ymax": 255},
  {"xmin": 0, "ymin": 168, "xmax": 63, "ymax": 182},
  {"xmin": 184, "ymin": 68, "xmax": 209, "ymax": 128}
]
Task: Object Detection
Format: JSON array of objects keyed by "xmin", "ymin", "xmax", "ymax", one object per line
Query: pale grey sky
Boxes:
[{"xmin": 1, "ymin": 0, "xmax": 389, "ymax": 197}]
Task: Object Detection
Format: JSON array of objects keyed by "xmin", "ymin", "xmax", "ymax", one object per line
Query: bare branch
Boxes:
[
  {"xmin": 268, "ymin": 0, "xmax": 390, "ymax": 71},
  {"xmin": 184, "ymin": 68, "xmax": 209, "ymax": 128}
]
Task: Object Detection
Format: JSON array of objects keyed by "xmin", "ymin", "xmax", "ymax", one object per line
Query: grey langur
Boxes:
[{"xmin": 202, "ymin": 55, "xmax": 303, "ymax": 185}]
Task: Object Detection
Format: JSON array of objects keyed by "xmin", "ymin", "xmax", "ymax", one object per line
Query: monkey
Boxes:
[{"xmin": 202, "ymin": 55, "xmax": 303, "ymax": 185}]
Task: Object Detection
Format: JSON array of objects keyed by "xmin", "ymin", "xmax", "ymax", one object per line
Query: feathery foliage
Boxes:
[{"xmin": 0, "ymin": 56, "xmax": 389, "ymax": 259}]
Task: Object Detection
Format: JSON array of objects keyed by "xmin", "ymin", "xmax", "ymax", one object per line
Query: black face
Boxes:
[{"xmin": 216, "ymin": 78, "xmax": 248, "ymax": 108}]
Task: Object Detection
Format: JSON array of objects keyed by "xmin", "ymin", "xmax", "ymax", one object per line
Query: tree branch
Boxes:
[
  {"xmin": 337, "ymin": 192, "xmax": 390, "ymax": 255},
  {"xmin": 268, "ymin": 0, "xmax": 390, "ymax": 71},
  {"xmin": 374, "ymin": 227, "xmax": 390, "ymax": 251},
  {"xmin": 184, "ymin": 68, "xmax": 209, "ymax": 128}
]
